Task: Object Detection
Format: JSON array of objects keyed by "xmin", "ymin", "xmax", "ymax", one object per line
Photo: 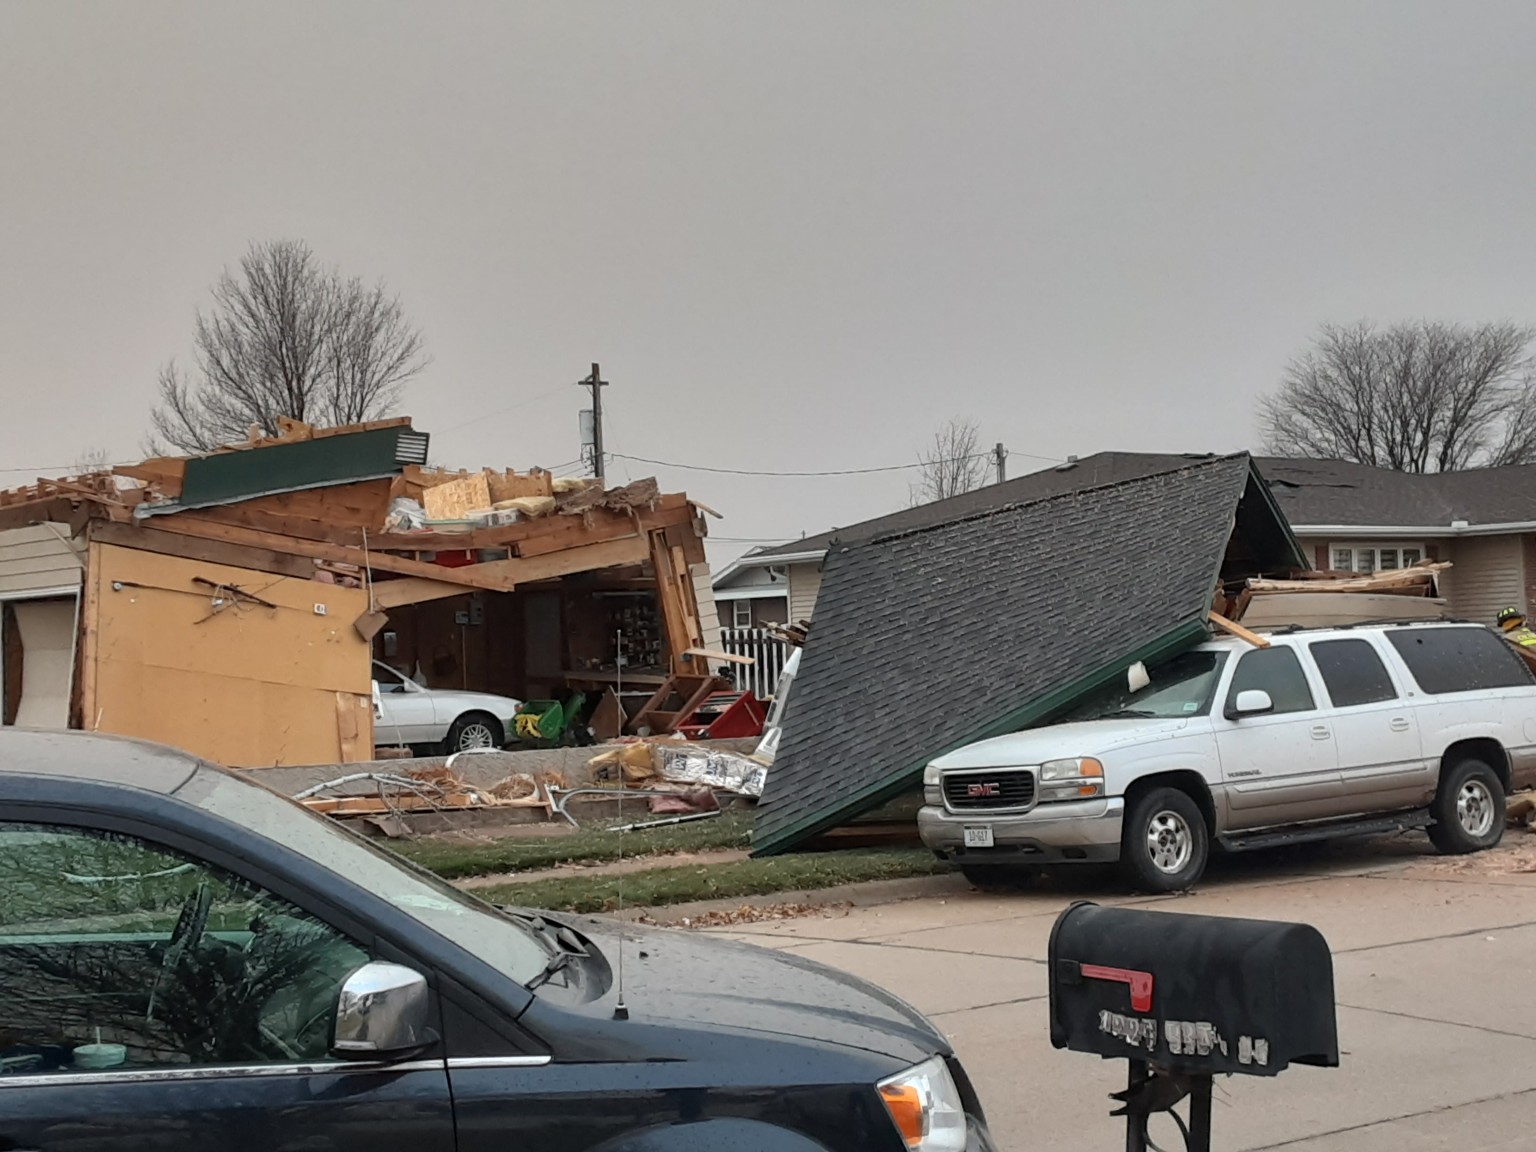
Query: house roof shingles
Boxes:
[
  {"xmin": 754, "ymin": 453, "xmax": 1223, "ymax": 559},
  {"xmin": 752, "ymin": 453, "xmax": 1260, "ymax": 856},
  {"xmin": 1257, "ymin": 458, "xmax": 1536, "ymax": 529}
]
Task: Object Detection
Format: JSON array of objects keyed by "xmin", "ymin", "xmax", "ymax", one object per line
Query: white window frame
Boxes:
[
  {"xmin": 731, "ymin": 600, "xmax": 753, "ymax": 628},
  {"xmin": 1328, "ymin": 542, "xmax": 1426, "ymax": 574}
]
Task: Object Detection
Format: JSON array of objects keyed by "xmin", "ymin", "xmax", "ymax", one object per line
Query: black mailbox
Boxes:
[
  {"xmin": 1048, "ymin": 902, "xmax": 1339, "ymax": 1150},
  {"xmin": 1049, "ymin": 901, "xmax": 1339, "ymax": 1077}
]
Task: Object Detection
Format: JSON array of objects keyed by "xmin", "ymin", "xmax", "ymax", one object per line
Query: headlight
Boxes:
[
  {"xmin": 1037, "ymin": 757, "xmax": 1104, "ymax": 803},
  {"xmin": 878, "ymin": 1055, "xmax": 968, "ymax": 1151},
  {"xmin": 922, "ymin": 762, "xmax": 941, "ymax": 786},
  {"xmin": 1039, "ymin": 757, "xmax": 1102, "ymax": 781}
]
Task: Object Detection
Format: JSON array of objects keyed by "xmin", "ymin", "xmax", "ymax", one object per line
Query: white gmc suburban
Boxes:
[{"xmin": 919, "ymin": 621, "xmax": 1536, "ymax": 892}]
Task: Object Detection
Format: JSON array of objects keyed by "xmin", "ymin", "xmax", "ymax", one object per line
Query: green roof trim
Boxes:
[
  {"xmin": 138, "ymin": 425, "xmax": 430, "ymax": 517},
  {"xmin": 750, "ymin": 618, "xmax": 1207, "ymax": 857}
]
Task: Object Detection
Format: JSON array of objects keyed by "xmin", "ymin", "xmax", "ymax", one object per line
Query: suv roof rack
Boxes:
[{"xmin": 1236, "ymin": 618, "xmax": 1472, "ymax": 637}]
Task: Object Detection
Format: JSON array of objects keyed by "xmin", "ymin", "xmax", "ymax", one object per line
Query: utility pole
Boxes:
[
  {"xmin": 993, "ymin": 442, "xmax": 1008, "ymax": 484},
  {"xmin": 580, "ymin": 363, "xmax": 608, "ymax": 486}
]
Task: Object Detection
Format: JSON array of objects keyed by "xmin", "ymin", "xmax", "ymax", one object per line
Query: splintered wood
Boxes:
[
  {"xmin": 487, "ymin": 470, "xmax": 554, "ymax": 503},
  {"xmin": 1245, "ymin": 562, "xmax": 1450, "ymax": 596}
]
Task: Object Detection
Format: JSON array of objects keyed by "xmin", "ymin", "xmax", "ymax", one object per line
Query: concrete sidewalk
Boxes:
[{"xmin": 705, "ymin": 836, "xmax": 1536, "ymax": 1150}]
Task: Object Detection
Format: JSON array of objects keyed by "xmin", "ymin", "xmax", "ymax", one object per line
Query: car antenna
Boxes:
[{"xmin": 613, "ymin": 626, "xmax": 629, "ymax": 1021}]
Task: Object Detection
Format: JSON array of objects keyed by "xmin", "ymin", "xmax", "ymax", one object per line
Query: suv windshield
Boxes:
[
  {"xmin": 183, "ymin": 768, "xmax": 549, "ymax": 983},
  {"xmin": 1069, "ymin": 650, "xmax": 1228, "ymax": 721}
]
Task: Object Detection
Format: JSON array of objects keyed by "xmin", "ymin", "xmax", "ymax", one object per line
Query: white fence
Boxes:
[{"xmin": 719, "ymin": 627, "xmax": 791, "ymax": 699}]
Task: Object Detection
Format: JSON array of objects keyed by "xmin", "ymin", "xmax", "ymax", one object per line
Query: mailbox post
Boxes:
[{"xmin": 1048, "ymin": 901, "xmax": 1339, "ymax": 1152}]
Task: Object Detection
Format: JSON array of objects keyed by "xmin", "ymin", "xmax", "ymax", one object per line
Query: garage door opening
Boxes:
[{"xmin": 1, "ymin": 596, "xmax": 78, "ymax": 729}]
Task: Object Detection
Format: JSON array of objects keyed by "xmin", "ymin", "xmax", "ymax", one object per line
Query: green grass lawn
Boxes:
[
  {"xmin": 472, "ymin": 846, "xmax": 946, "ymax": 914},
  {"xmin": 393, "ymin": 810, "xmax": 754, "ymax": 879}
]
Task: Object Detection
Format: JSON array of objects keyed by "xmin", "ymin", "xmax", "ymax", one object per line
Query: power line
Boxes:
[
  {"xmin": 434, "ymin": 380, "xmax": 575, "ymax": 436},
  {"xmin": 0, "ymin": 458, "xmax": 137, "ymax": 475},
  {"xmin": 608, "ymin": 449, "xmax": 1060, "ymax": 478}
]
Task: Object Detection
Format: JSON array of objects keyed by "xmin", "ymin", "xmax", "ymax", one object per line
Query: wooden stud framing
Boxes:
[
  {"xmin": 140, "ymin": 514, "xmax": 515, "ymax": 591},
  {"xmin": 89, "ymin": 520, "xmax": 316, "ymax": 580},
  {"xmin": 78, "ymin": 540, "xmax": 102, "ymax": 730}
]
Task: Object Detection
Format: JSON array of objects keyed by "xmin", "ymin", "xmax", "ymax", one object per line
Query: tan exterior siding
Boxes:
[
  {"xmin": 788, "ymin": 562, "xmax": 822, "ymax": 622},
  {"xmin": 1525, "ymin": 534, "xmax": 1536, "ymax": 616},
  {"xmin": 0, "ymin": 525, "xmax": 83, "ymax": 600},
  {"xmin": 1437, "ymin": 536, "xmax": 1526, "ymax": 626}
]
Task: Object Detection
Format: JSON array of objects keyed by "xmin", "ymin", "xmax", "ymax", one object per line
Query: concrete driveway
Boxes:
[{"xmin": 707, "ymin": 833, "xmax": 1536, "ymax": 1150}]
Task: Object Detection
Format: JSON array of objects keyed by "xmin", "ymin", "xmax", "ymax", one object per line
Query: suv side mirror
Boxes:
[
  {"xmin": 332, "ymin": 961, "xmax": 434, "ymax": 1060},
  {"xmin": 1228, "ymin": 689, "xmax": 1274, "ymax": 719}
]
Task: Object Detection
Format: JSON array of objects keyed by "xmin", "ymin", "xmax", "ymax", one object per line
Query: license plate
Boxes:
[{"xmin": 963, "ymin": 826, "xmax": 994, "ymax": 849}]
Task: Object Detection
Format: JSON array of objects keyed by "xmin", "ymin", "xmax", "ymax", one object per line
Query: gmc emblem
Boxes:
[{"xmin": 967, "ymin": 782, "xmax": 1002, "ymax": 798}]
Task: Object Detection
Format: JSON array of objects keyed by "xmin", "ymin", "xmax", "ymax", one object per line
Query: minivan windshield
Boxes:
[
  {"xmin": 1069, "ymin": 650, "xmax": 1228, "ymax": 721},
  {"xmin": 184, "ymin": 768, "xmax": 549, "ymax": 982}
]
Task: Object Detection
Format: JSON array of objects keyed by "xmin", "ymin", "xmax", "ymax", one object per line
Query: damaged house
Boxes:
[
  {"xmin": 751, "ymin": 452, "xmax": 1305, "ymax": 856},
  {"xmin": 0, "ymin": 418, "xmax": 722, "ymax": 768}
]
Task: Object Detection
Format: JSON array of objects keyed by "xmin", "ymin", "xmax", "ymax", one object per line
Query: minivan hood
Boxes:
[
  {"xmin": 567, "ymin": 917, "xmax": 943, "ymax": 1063},
  {"xmin": 930, "ymin": 717, "xmax": 1192, "ymax": 770}
]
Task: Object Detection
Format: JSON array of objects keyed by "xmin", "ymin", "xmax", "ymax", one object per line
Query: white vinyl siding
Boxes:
[
  {"xmin": 0, "ymin": 526, "xmax": 84, "ymax": 600},
  {"xmin": 689, "ymin": 562, "xmax": 724, "ymax": 656},
  {"xmin": 787, "ymin": 562, "xmax": 822, "ymax": 623},
  {"xmin": 1438, "ymin": 536, "xmax": 1526, "ymax": 625}
]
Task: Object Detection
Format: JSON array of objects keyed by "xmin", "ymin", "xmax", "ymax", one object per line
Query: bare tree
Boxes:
[
  {"xmin": 1260, "ymin": 321, "xmax": 1536, "ymax": 472},
  {"xmin": 910, "ymin": 418, "xmax": 989, "ymax": 505},
  {"xmin": 71, "ymin": 447, "xmax": 113, "ymax": 475},
  {"xmin": 150, "ymin": 240, "xmax": 427, "ymax": 453}
]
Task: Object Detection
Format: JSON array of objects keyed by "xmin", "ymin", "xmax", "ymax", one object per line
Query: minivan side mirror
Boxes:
[
  {"xmin": 332, "ymin": 961, "xmax": 434, "ymax": 1060},
  {"xmin": 1228, "ymin": 689, "xmax": 1274, "ymax": 719}
]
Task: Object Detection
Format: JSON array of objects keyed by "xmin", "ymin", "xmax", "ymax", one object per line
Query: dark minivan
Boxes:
[{"xmin": 0, "ymin": 729, "xmax": 993, "ymax": 1151}]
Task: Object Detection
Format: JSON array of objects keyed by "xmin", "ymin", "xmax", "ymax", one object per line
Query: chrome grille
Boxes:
[{"xmin": 942, "ymin": 769, "xmax": 1035, "ymax": 811}]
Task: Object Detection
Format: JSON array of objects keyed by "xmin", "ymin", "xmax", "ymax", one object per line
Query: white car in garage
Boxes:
[{"xmin": 370, "ymin": 661, "xmax": 523, "ymax": 752}]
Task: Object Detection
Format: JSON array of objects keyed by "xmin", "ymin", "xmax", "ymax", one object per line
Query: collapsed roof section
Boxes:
[
  {"xmin": 0, "ymin": 417, "xmax": 713, "ymax": 615},
  {"xmin": 751, "ymin": 453, "xmax": 1304, "ymax": 857}
]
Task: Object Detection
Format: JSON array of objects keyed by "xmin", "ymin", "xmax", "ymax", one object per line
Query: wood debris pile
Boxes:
[
  {"xmin": 297, "ymin": 764, "xmax": 568, "ymax": 819},
  {"xmin": 1213, "ymin": 561, "xmax": 1453, "ymax": 631}
]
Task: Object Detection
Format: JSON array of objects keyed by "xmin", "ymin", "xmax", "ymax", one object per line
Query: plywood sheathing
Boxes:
[
  {"xmin": 81, "ymin": 542, "xmax": 372, "ymax": 767},
  {"xmin": 421, "ymin": 472, "xmax": 492, "ymax": 520}
]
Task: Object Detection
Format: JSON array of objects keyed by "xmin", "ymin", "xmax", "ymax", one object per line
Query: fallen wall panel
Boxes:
[{"xmin": 86, "ymin": 542, "xmax": 372, "ymax": 767}]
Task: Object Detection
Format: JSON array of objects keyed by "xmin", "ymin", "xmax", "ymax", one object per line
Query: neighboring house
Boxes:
[
  {"xmin": 1259, "ymin": 458, "xmax": 1536, "ymax": 628},
  {"xmin": 738, "ymin": 453, "xmax": 1227, "ymax": 624},
  {"xmin": 710, "ymin": 548, "xmax": 795, "ymax": 630}
]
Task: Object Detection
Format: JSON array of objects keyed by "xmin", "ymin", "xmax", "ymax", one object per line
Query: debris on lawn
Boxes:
[
  {"xmin": 639, "ymin": 901, "xmax": 854, "ymax": 929},
  {"xmin": 1506, "ymin": 793, "xmax": 1536, "ymax": 828},
  {"xmin": 296, "ymin": 764, "xmax": 567, "ymax": 828}
]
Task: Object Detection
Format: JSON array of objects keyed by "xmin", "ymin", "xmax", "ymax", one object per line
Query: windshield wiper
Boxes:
[
  {"xmin": 1111, "ymin": 708, "xmax": 1159, "ymax": 718},
  {"xmin": 507, "ymin": 912, "xmax": 590, "ymax": 990}
]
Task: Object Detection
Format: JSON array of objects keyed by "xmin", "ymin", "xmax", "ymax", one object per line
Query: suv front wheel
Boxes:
[
  {"xmin": 1120, "ymin": 786, "xmax": 1209, "ymax": 893},
  {"xmin": 1429, "ymin": 757, "xmax": 1505, "ymax": 855}
]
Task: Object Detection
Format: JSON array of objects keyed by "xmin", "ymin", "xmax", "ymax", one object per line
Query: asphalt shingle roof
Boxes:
[
  {"xmin": 1258, "ymin": 457, "xmax": 1536, "ymax": 529},
  {"xmin": 752, "ymin": 454, "xmax": 1272, "ymax": 856},
  {"xmin": 755, "ymin": 453, "xmax": 1227, "ymax": 558}
]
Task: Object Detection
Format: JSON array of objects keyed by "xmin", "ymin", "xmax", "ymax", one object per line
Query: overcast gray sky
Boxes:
[{"xmin": 4, "ymin": 1, "xmax": 1536, "ymax": 566}]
